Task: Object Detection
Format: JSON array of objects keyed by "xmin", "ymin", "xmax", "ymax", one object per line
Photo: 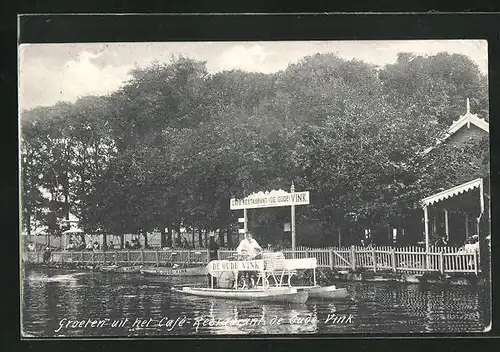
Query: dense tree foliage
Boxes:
[{"xmin": 20, "ymin": 53, "xmax": 489, "ymax": 247}]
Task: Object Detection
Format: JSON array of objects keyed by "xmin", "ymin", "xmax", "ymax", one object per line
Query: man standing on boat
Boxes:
[{"xmin": 236, "ymin": 232, "xmax": 262, "ymax": 288}]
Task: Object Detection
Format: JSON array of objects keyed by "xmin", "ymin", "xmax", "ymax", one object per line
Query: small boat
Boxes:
[
  {"xmin": 172, "ymin": 286, "xmax": 309, "ymax": 304},
  {"xmin": 140, "ymin": 265, "xmax": 207, "ymax": 277},
  {"xmin": 295, "ymin": 285, "xmax": 349, "ymax": 299},
  {"xmin": 99, "ymin": 265, "xmax": 142, "ymax": 273}
]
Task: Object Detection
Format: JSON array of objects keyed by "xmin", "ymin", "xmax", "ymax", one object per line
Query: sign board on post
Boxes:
[{"xmin": 230, "ymin": 189, "xmax": 310, "ymax": 210}]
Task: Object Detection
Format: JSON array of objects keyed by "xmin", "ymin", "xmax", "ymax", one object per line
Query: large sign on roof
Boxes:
[{"xmin": 230, "ymin": 189, "xmax": 310, "ymax": 210}]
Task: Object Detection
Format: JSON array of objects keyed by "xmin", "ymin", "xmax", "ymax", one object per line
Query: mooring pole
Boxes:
[{"xmin": 291, "ymin": 182, "xmax": 296, "ymax": 259}]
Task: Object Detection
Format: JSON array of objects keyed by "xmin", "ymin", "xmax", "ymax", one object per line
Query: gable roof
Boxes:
[
  {"xmin": 421, "ymin": 99, "xmax": 489, "ymax": 155},
  {"xmin": 445, "ymin": 98, "xmax": 489, "ymax": 136}
]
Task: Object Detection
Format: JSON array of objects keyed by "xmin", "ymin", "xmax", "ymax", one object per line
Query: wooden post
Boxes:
[
  {"xmin": 391, "ymin": 248, "xmax": 396, "ymax": 272},
  {"xmin": 155, "ymin": 250, "xmax": 159, "ymax": 266},
  {"xmin": 350, "ymin": 245, "xmax": 356, "ymax": 271},
  {"xmin": 372, "ymin": 247, "xmax": 377, "ymax": 272},
  {"xmin": 207, "ymin": 248, "xmax": 210, "ymax": 263},
  {"xmin": 465, "ymin": 212, "xmax": 469, "ymax": 239},
  {"xmin": 424, "ymin": 206, "xmax": 430, "ymax": 269},
  {"xmin": 291, "ymin": 182, "xmax": 296, "ymax": 259},
  {"xmin": 140, "ymin": 250, "xmax": 144, "ymax": 265},
  {"xmin": 217, "ymin": 249, "xmax": 221, "ymax": 260},
  {"xmin": 439, "ymin": 251, "xmax": 444, "ymax": 275},
  {"xmin": 329, "ymin": 249, "xmax": 334, "ymax": 270},
  {"xmin": 127, "ymin": 250, "xmax": 130, "ymax": 263},
  {"xmin": 92, "ymin": 251, "xmax": 94, "ymax": 265},
  {"xmin": 444, "ymin": 209, "xmax": 449, "ymax": 243},
  {"xmin": 474, "ymin": 250, "xmax": 478, "ymax": 276},
  {"xmin": 187, "ymin": 250, "xmax": 191, "ymax": 264},
  {"xmin": 305, "ymin": 248, "xmax": 309, "ymax": 258}
]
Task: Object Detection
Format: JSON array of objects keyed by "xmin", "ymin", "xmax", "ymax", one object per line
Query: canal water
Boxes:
[{"xmin": 21, "ymin": 268, "xmax": 490, "ymax": 337}]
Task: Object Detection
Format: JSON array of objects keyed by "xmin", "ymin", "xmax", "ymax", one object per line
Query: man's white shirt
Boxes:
[{"xmin": 236, "ymin": 238, "xmax": 262, "ymax": 258}]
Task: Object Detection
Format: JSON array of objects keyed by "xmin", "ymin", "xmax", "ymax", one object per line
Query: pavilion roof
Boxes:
[{"xmin": 421, "ymin": 178, "xmax": 483, "ymax": 207}]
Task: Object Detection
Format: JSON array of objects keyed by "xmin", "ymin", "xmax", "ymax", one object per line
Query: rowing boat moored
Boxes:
[
  {"xmin": 295, "ymin": 285, "xmax": 349, "ymax": 299},
  {"xmin": 172, "ymin": 286, "xmax": 309, "ymax": 304},
  {"xmin": 140, "ymin": 265, "xmax": 207, "ymax": 277},
  {"xmin": 99, "ymin": 265, "xmax": 142, "ymax": 273}
]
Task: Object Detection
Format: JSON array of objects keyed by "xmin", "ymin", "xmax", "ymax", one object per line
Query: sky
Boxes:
[{"xmin": 18, "ymin": 40, "xmax": 488, "ymax": 111}]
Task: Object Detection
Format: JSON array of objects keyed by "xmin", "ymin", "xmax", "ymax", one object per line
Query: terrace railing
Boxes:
[{"xmin": 23, "ymin": 245, "xmax": 479, "ymax": 275}]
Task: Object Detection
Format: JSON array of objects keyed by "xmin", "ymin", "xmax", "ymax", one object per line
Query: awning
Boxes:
[{"xmin": 421, "ymin": 178, "xmax": 483, "ymax": 207}]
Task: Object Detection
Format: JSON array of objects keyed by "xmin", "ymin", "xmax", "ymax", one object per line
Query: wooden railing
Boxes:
[
  {"xmin": 23, "ymin": 245, "xmax": 479, "ymax": 275},
  {"xmin": 24, "ymin": 249, "xmax": 211, "ymax": 266},
  {"xmin": 218, "ymin": 245, "xmax": 479, "ymax": 275}
]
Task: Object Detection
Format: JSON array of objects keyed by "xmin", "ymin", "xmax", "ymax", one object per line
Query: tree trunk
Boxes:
[
  {"xmin": 198, "ymin": 228, "xmax": 203, "ymax": 247},
  {"xmin": 167, "ymin": 226, "xmax": 173, "ymax": 247},
  {"xmin": 26, "ymin": 214, "xmax": 31, "ymax": 236},
  {"xmin": 226, "ymin": 227, "xmax": 232, "ymax": 248},
  {"xmin": 143, "ymin": 230, "xmax": 149, "ymax": 248},
  {"xmin": 175, "ymin": 222, "xmax": 181, "ymax": 247},
  {"xmin": 160, "ymin": 226, "xmax": 166, "ymax": 248},
  {"xmin": 218, "ymin": 228, "xmax": 225, "ymax": 248},
  {"xmin": 119, "ymin": 234, "xmax": 124, "ymax": 249}
]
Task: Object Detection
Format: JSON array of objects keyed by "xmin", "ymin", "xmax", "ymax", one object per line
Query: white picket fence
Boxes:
[
  {"xmin": 217, "ymin": 245, "xmax": 479, "ymax": 275},
  {"xmin": 24, "ymin": 245, "xmax": 479, "ymax": 275}
]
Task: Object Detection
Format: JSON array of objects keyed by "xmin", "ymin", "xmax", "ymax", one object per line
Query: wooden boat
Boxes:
[
  {"xmin": 99, "ymin": 265, "xmax": 142, "ymax": 273},
  {"xmin": 295, "ymin": 285, "xmax": 349, "ymax": 299},
  {"xmin": 140, "ymin": 265, "xmax": 207, "ymax": 277},
  {"xmin": 172, "ymin": 286, "xmax": 309, "ymax": 304}
]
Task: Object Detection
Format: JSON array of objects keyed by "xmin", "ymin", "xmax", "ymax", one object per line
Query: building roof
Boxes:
[
  {"xmin": 421, "ymin": 178, "xmax": 483, "ymax": 207},
  {"xmin": 445, "ymin": 98, "xmax": 489, "ymax": 136},
  {"xmin": 421, "ymin": 99, "xmax": 489, "ymax": 155}
]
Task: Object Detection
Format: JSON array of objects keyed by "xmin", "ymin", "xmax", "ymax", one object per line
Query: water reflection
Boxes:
[{"xmin": 21, "ymin": 269, "xmax": 490, "ymax": 336}]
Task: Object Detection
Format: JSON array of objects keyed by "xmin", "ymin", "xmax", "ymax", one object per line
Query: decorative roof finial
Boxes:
[{"xmin": 466, "ymin": 98, "xmax": 470, "ymax": 115}]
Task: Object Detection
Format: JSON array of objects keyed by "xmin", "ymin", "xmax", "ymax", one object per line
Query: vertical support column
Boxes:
[
  {"xmin": 372, "ymin": 247, "xmax": 377, "ymax": 272},
  {"xmin": 444, "ymin": 209, "xmax": 449, "ymax": 243},
  {"xmin": 338, "ymin": 226, "xmax": 342, "ymax": 248},
  {"xmin": 465, "ymin": 212, "xmax": 469, "ymax": 239},
  {"xmin": 291, "ymin": 182, "xmax": 296, "ymax": 259},
  {"xmin": 439, "ymin": 251, "xmax": 444, "ymax": 275},
  {"xmin": 350, "ymin": 245, "xmax": 356, "ymax": 271},
  {"xmin": 243, "ymin": 209, "xmax": 248, "ymax": 232},
  {"xmin": 329, "ymin": 249, "xmax": 334, "ymax": 270},
  {"xmin": 391, "ymin": 248, "xmax": 396, "ymax": 272},
  {"xmin": 478, "ymin": 178, "xmax": 484, "ymax": 270},
  {"xmin": 424, "ymin": 206, "xmax": 430, "ymax": 269}
]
